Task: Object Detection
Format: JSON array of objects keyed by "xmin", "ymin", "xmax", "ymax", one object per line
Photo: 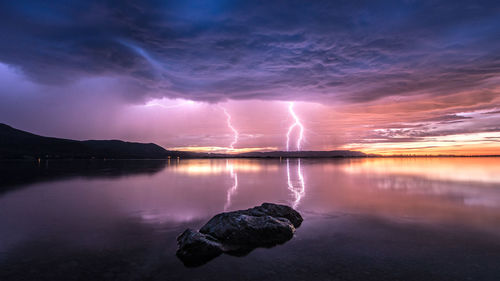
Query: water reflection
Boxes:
[
  {"xmin": 224, "ymin": 159, "xmax": 239, "ymax": 211},
  {"xmin": 1, "ymin": 158, "xmax": 500, "ymax": 280},
  {"xmin": 2, "ymin": 158, "xmax": 500, "ymax": 233},
  {"xmin": 337, "ymin": 158, "xmax": 500, "ymax": 210},
  {"xmin": 172, "ymin": 160, "xmax": 265, "ymax": 175},
  {"xmin": 0, "ymin": 160, "xmax": 167, "ymax": 194},
  {"xmin": 341, "ymin": 157, "xmax": 500, "ymax": 184},
  {"xmin": 286, "ymin": 158, "xmax": 306, "ymax": 208}
]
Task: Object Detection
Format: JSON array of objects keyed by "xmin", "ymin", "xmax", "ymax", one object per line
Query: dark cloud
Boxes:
[
  {"xmin": 364, "ymin": 122, "xmax": 500, "ymax": 143},
  {"xmin": 0, "ymin": 0, "xmax": 499, "ymax": 103},
  {"xmin": 421, "ymin": 114, "xmax": 472, "ymax": 123}
]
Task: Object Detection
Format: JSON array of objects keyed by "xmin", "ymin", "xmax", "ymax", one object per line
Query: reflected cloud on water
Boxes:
[
  {"xmin": 341, "ymin": 157, "xmax": 500, "ymax": 184},
  {"xmin": 338, "ymin": 158, "xmax": 500, "ymax": 208}
]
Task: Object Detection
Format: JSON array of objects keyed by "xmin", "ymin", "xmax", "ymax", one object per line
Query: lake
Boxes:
[{"xmin": 1, "ymin": 158, "xmax": 500, "ymax": 281}]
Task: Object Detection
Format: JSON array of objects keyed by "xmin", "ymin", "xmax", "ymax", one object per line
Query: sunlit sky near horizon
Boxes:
[{"xmin": 0, "ymin": 0, "xmax": 499, "ymax": 155}]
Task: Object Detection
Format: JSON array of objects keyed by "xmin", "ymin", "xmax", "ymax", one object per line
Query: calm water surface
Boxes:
[{"xmin": 1, "ymin": 158, "xmax": 500, "ymax": 280}]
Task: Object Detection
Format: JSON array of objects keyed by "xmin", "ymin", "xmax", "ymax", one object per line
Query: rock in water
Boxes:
[
  {"xmin": 200, "ymin": 214, "xmax": 295, "ymax": 249},
  {"xmin": 176, "ymin": 203, "xmax": 303, "ymax": 267},
  {"xmin": 176, "ymin": 229, "xmax": 223, "ymax": 267}
]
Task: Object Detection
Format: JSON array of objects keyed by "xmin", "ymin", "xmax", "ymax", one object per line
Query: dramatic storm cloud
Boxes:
[{"xmin": 0, "ymin": 0, "xmax": 499, "ymax": 154}]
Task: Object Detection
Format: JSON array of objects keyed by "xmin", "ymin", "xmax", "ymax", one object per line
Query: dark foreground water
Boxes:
[{"xmin": 1, "ymin": 158, "xmax": 500, "ymax": 281}]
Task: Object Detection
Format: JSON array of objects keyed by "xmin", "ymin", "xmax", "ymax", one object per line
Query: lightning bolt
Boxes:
[
  {"xmin": 220, "ymin": 107, "xmax": 239, "ymax": 211},
  {"xmin": 286, "ymin": 102, "xmax": 304, "ymax": 151},
  {"xmin": 222, "ymin": 107, "xmax": 239, "ymax": 150},
  {"xmin": 285, "ymin": 102, "xmax": 306, "ymax": 208}
]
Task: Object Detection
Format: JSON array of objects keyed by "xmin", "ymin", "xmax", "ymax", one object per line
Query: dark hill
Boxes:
[{"xmin": 0, "ymin": 123, "xmax": 189, "ymax": 159}]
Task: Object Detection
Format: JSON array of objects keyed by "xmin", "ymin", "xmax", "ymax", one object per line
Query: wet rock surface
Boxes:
[
  {"xmin": 175, "ymin": 229, "xmax": 223, "ymax": 267},
  {"xmin": 176, "ymin": 203, "xmax": 303, "ymax": 267}
]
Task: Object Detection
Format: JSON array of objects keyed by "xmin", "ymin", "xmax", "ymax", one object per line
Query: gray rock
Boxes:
[
  {"xmin": 239, "ymin": 202, "xmax": 303, "ymax": 227},
  {"xmin": 176, "ymin": 203, "xmax": 303, "ymax": 267},
  {"xmin": 199, "ymin": 213, "xmax": 296, "ymax": 247},
  {"xmin": 176, "ymin": 229, "xmax": 223, "ymax": 267}
]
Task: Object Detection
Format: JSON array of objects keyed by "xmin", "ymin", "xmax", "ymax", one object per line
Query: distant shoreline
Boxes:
[
  {"xmin": 1, "ymin": 155, "xmax": 499, "ymax": 161},
  {"xmin": 1, "ymin": 123, "xmax": 499, "ymax": 160}
]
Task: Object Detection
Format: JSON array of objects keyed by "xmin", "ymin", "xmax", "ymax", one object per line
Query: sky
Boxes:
[{"xmin": 0, "ymin": 0, "xmax": 499, "ymax": 155}]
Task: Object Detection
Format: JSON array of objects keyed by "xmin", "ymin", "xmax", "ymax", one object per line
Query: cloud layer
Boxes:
[
  {"xmin": 0, "ymin": 0, "xmax": 499, "ymax": 154},
  {"xmin": 1, "ymin": 0, "xmax": 499, "ymax": 103}
]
